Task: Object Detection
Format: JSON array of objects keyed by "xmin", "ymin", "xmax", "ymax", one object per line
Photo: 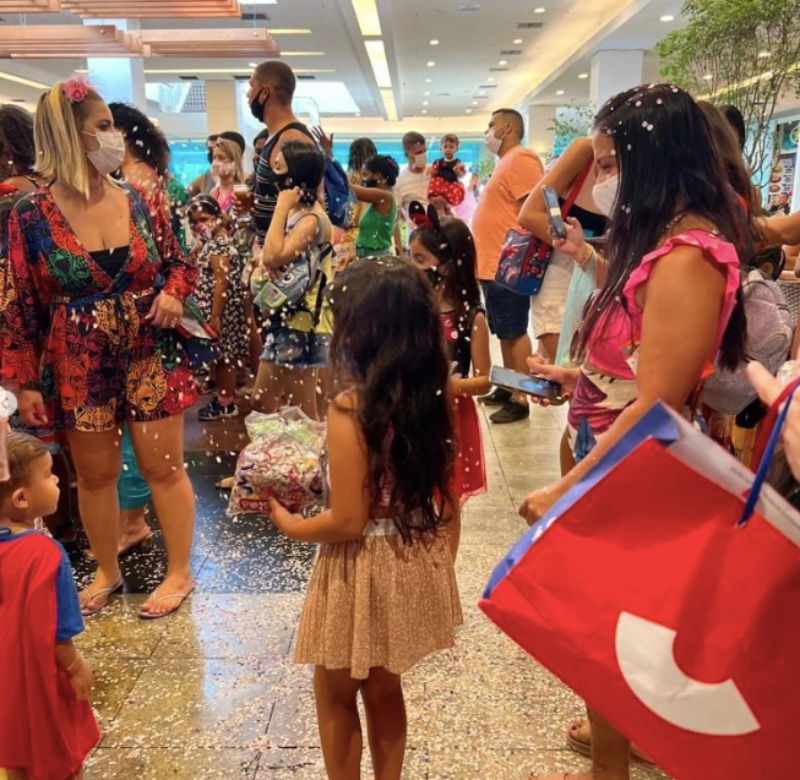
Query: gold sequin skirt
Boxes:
[{"xmin": 294, "ymin": 532, "xmax": 463, "ymax": 680}]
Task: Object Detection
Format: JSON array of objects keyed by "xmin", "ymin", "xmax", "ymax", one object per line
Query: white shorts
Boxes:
[{"xmin": 531, "ymin": 259, "xmax": 573, "ymax": 338}]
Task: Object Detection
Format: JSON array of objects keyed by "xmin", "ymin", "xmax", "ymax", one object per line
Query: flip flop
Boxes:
[
  {"xmin": 567, "ymin": 719, "xmax": 656, "ymax": 766},
  {"xmin": 139, "ymin": 585, "xmax": 195, "ymax": 620},
  {"xmin": 80, "ymin": 578, "xmax": 124, "ymax": 617}
]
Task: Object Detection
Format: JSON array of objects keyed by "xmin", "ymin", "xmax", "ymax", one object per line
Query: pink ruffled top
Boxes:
[{"xmin": 586, "ymin": 230, "xmax": 741, "ymax": 380}]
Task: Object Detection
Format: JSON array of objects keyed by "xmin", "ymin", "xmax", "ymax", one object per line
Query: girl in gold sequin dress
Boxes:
[{"xmin": 269, "ymin": 257, "xmax": 462, "ymax": 780}]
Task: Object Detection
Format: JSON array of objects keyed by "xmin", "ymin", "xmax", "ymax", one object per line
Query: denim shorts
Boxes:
[
  {"xmin": 480, "ymin": 280, "xmax": 531, "ymax": 340},
  {"xmin": 260, "ymin": 328, "xmax": 330, "ymax": 369}
]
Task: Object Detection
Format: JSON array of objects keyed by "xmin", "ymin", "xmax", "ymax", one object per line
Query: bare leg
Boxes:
[
  {"xmin": 588, "ymin": 709, "xmax": 631, "ymax": 780},
  {"xmin": 129, "ymin": 415, "xmax": 195, "ymax": 616},
  {"xmin": 317, "ymin": 366, "xmax": 330, "ymax": 421},
  {"xmin": 252, "ymin": 360, "xmax": 285, "ymax": 414},
  {"xmin": 314, "ymin": 666, "xmax": 363, "ymax": 780},
  {"xmin": 537, "ymin": 333, "xmax": 560, "ymax": 364},
  {"xmin": 560, "ymin": 428, "xmax": 575, "ymax": 477},
  {"xmin": 446, "ymin": 503, "xmax": 461, "ymax": 562},
  {"xmin": 284, "ymin": 367, "xmax": 320, "ymax": 421},
  {"xmin": 66, "ymin": 429, "xmax": 123, "ymax": 611},
  {"xmin": 361, "ymin": 667, "xmax": 407, "ymax": 780},
  {"xmin": 245, "ymin": 297, "xmax": 263, "ymax": 384},
  {"xmin": 216, "ymin": 358, "xmax": 238, "ymax": 404},
  {"xmin": 500, "ymin": 333, "xmax": 534, "ymax": 406}
]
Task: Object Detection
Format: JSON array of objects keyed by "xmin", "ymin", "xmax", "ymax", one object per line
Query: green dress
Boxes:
[{"xmin": 355, "ymin": 196, "xmax": 397, "ymax": 258}]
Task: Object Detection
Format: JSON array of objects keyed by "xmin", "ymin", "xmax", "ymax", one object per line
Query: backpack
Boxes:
[
  {"xmin": 323, "ymin": 156, "xmax": 355, "ymax": 229},
  {"xmin": 251, "ymin": 212, "xmax": 333, "ymax": 320},
  {"xmin": 702, "ymin": 268, "xmax": 794, "ymax": 415}
]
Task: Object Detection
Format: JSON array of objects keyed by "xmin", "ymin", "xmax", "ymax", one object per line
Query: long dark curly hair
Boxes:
[
  {"xmin": 574, "ymin": 84, "xmax": 747, "ymax": 372},
  {"xmin": 326, "ymin": 257, "xmax": 455, "ymax": 542},
  {"xmin": 109, "ymin": 102, "xmax": 171, "ymax": 177}
]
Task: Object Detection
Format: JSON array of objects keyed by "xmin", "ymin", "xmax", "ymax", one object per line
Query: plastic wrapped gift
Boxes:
[{"xmin": 228, "ymin": 407, "xmax": 326, "ymax": 515}]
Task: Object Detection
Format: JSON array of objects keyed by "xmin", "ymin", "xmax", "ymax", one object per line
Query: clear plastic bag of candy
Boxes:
[{"xmin": 228, "ymin": 407, "xmax": 326, "ymax": 515}]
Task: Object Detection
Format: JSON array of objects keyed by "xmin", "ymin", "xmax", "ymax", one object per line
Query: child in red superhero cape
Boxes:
[{"xmin": 0, "ymin": 431, "xmax": 99, "ymax": 780}]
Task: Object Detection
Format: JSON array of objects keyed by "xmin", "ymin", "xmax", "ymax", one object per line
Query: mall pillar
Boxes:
[
  {"xmin": 85, "ymin": 20, "xmax": 146, "ymax": 109},
  {"xmin": 206, "ymin": 80, "xmax": 240, "ymax": 137},
  {"xmin": 589, "ymin": 50, "xmax": 644, "ymax": 110},
  {"xmin": 527, "ymin": 104, "xmax": 557, "ymax": 160}
]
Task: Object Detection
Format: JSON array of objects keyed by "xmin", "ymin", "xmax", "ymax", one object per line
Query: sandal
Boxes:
[
  {"xmin": 80, "ymin": 578, "xmax": 124, "ymax": 617},
  {"xmin": 567, "ymin": 719, "xmax": 655, "ymax": 766},
  {"xmin": 139, "ymin": 585, "xmax": 195, "ymax": 620}
]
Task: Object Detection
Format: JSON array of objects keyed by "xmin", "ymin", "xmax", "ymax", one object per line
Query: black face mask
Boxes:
[
  {"xmin": 362, "ymin": 178, "xmax": 380, "ymax": 188},
  {"xmin": 424, "ymin": 267, "xmax": 444, "ymax": 287},
  {"xmin": 262, "ymin": 167, "xmax": 290, "ymax": 193},
  {"xmin": 250, "ymin": 87, "xmax": 267, "ymax": 122}
]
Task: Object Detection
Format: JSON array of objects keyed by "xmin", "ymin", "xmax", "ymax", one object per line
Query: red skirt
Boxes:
[{"xmin": 451, "ymin": 395, "xmax": 486, "ymax": 499}]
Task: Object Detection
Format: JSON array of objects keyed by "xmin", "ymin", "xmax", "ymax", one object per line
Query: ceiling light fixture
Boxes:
[
  {"xmin": 466, "ymin": 108, "xmax": 472, "ymax": 113},
  {"xmin": 513, "ymin": 38, "xmax": 523, "ymax": 44},
  {"xmin": 423, "ymin": 100, "xmax": 429, "ymax": 105},
  {"xmin": 421, "ymin": 109, "xmax": 428, "ymax": 114},
  {"xmin": 758, "ymin": 50, "xmax": 772, "ymax": 58},
  {"xmin": 427, "ymin": 61, "xmax": 436, "ymax": 67},
  {"xmin": 0, "ymin": 71, "xmax": 49, "ymax": 90},
  {"xmin": 578, "ymin": 72, "xmax": 588, "ymax": 79},
  {"xmin": 498, "ymin": 59, "xmax": 508, "ymax": 66},
  {"xmin": 472, "ymin": 100, "xmax": 478, "ymax": 105},
  {"xmin": 430, "ymin": 39, "xmax": 440, "ymax": 45},
  {"xmin": 660, "ymin": 14, "xmax": 675, "ymax": 22},
  {"xmin": 365, "ymin": 39, "xmax": 392, "ymax": 89},
  {"xmin": 144, "ymin": 68, "xmax": 334, "ymax": 75},
  {"xmin": 379, "ymin": 87, "xmax": 397, "ymax": 121},
  {"xmin": 534, "ymin": 7, "xmax": 546, "ymax": 13},
  {"xmin": 555, "ymin": 89, "xmax": 565, "ymax": 95},
  {"xmin": 351, "ymin": 0, "xmax": 382, "ymax": 37},
  {"xmin": 425, "ymin": 78, "xmax": 432, "ymax": 83},
  {"xmin": 487, "ymin": 76, "xmax": 495, "ymax": 82},
  {"xmin": 703, "ymin": 73, "xmax": 713, "ymax": 80},
  {"xmin": 424, "ymin": 90, "xmax": 430, "ymax": 95}
]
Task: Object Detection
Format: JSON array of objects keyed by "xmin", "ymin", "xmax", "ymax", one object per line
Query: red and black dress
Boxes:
[{"xmin": 443, "ymin": 307, "xmax": 486, "ymax": 500}]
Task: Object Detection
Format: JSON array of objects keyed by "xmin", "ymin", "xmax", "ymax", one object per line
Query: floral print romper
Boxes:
[{"xmin": 0, "ymin": 184, "xmax": 199, "ymax": 433}]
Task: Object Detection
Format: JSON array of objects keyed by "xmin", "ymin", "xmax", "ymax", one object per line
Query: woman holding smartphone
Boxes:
[
  {"xmin": 522, "ymin": 84, "xmax": 748, "ymax": 780},
  {"xmin": 519, "ymin": 137, "xmax": 606, "ymax": 365}
]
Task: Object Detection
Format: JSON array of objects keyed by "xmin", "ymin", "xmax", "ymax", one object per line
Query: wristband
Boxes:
[{"xmin": 66, "ymin": 656, "xmax": 83, "ymax": 674}]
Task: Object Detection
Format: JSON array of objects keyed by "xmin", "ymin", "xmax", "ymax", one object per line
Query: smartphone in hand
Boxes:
[
  {"xmin": 542, "ymin": 185, "xmax": 567, "ymax": 240},
  {"xmin": 490, "ymin": 366, "xmax": 562, "ymax": 401}
]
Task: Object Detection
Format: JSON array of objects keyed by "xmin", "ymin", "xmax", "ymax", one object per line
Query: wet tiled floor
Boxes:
[{"xmin": 71, "ymin": 398, "xmax": 670, "ymax": 779}]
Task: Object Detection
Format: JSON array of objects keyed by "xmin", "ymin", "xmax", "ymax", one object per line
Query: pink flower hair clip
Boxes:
[{"xmin": 63, "ymin": 76, "xmax": 91, "ymax": 104}]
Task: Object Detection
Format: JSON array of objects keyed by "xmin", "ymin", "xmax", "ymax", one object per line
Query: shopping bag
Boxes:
[
  {"xmin": 494, "ymin": 160, "xmax": 592, "ymax": 297},
  {"xmin": 480, "ymin": 394, "xmax": 800, "ymax": 780},
  {"xmin": 228, "ymin": 407, "xmax": 325, "ymax": 515},
  {"xmin": 554, "ymin": 254, "xmax": 597, "ymax": 368}
]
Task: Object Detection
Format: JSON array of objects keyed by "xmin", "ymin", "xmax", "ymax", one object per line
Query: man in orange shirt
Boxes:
[{"xmin": 473, "ymin": 109, "xmax": 545, "ymax": 423}]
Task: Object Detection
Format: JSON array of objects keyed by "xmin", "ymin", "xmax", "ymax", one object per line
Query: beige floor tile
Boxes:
[
  {"xmin": 76, "ymin": 595, "xmax": 170, "ymax": 659},
  {"xmin": 88, "ymin": 657, "xmax": 145, "ymax": 736},
  {"xmin": 505, "ymin": 472, "xmax": 563, "ymax": 504},
  {"xmin": 103, "ymin": 658, "xmax": 282, "ymax": 749},
  {"xmin": 460, "ymin": 506, "xmax": 527, "ymax": 547},
  {"xmin": 268, "ymin": 664, "xmax": 427, "ymax": 751},
  {"xmin": 85, "ymin": 747, "xmax": 259, "ymax": 779},
  {"xmin": 154, "ymin": 593, "xmax": 303, "ymax": 660},
  {"xmin": 427, "ymin": 747, "xmax": 584, "ymax": 780},
  {"xmin": 256, "ymin": 746, "xmax": 429, "ymax": 779}
]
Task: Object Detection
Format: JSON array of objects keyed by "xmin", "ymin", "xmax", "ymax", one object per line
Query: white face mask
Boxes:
[
  {"xmin": 484, "ymin": 127, "xmax": 503, "ymax": 156},
  {"xmin": 82, "ymin": 130, "xmax": 125, "ymax": 176},
  {"xmin": 592, "ymin": 173, "xmax": 619, "ymax": 218},
  {"xmin": 212, "ymin": 161, "xmax": 235, "ymax": 179},
  {"xmin": 412, "ymin": 152, "xmax": 427, "ymax": 170}
]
